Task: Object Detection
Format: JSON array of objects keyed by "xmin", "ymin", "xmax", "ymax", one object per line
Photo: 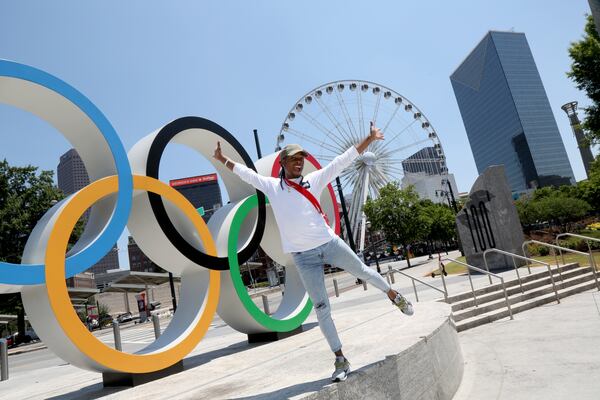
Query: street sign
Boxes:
[{"xmin": 197, "ymin": 206, "xmax": 205, "ymax": 216}]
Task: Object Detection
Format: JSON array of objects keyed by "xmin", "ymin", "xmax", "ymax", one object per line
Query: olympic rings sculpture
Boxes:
[{"xmin": 0, "ymin": 60, "xmax": 340, "ymax": 374}]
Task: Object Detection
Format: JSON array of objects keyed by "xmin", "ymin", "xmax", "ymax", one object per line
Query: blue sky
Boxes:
[{"xmin": 0, "ymin": 1, "xmax": 596, "ymax": 268}]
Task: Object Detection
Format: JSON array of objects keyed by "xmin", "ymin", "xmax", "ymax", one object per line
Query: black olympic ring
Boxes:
[{"xmin": 145, "ymin": 116, "xmax": 267, "ymax": 271}]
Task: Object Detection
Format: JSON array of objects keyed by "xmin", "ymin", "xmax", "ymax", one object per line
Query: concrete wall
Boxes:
[{"xmin": 304, "ymin": 317, "xmax": 464, "ymax": 400}]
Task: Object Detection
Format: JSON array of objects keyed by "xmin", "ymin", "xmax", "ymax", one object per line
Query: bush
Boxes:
[
  {"xmin": 527, "ymin": 243, "xmax": 550, "ymax": 257},
  {"xmin": 538, "ymin": 246, "xmax": 550, "ymax": 256},
  {"xmin": 557, "ymin": 236, "xmax": 600, "ymax": 252}
]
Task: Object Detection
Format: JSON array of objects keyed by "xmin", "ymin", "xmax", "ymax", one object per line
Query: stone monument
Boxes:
[{"xmin": 456, "ymin": 165, "xmax": 525, "ymax": 271}]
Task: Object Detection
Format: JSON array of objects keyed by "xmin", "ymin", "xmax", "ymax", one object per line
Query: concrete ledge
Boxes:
[
  {"xmin": 1, "ymin": 293, "xmax": 463, "ymax": 399},
  {"xmin": 304, "ymin": 315, "xmax": 463, "ymax": 400}
]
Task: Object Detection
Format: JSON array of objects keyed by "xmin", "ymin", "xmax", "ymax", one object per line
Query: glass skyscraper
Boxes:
[{"xmin": 450, "ymin": 31, "xmax": 574, "ymax": 191}]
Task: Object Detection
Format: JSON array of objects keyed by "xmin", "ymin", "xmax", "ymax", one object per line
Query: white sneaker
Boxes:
[
  {"xmin": 331, "ymin": 357, "xmax": 351, "ymax": 382},
  {"xmin": 392, "ymin": 293, "xmax": 414, "ymax": 316}
]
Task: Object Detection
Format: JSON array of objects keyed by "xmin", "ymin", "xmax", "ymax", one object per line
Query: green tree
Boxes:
[
  {"xmin": 422, "ymin": 202, "xmax": 456, "ymax": 245},
  {"xmin": 515, "ymin": 195, "xmax": 540, "ymax": 227},
  {"xmin": 363, "ymin": 184, "xmax": 428, "ymax": 267},
  {"xmin": 567, "ymin": 14, "xmax": 600, "ymax": 145},
  {"xmin": 0, "ymin": 161, "xmax": 65, "ymax": 262},
  {"xmin": 577, "ymin": 155, "xmax": 600, "ymax": 212},
  {"xmin": 537, "ymin": 196, "xmax": 591, "ymax": 230},
  {"xmin": 531, "ymin": 186, "xmax": 556, "ymax": 201},
  {"xmin": 515, "ymin": 186, "xmax": 592, "ymax": 232},
  {"xmin": 77, "ymin": 300, "xmax": 112, "ymax": 329},
  {"xmin": 0, "ymin": 160, "xmax": 72, "ymax": 342}
]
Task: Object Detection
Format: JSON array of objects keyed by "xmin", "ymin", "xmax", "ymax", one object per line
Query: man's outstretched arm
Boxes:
[{"xmin": 213, "ymin": 141, "xmax": 273, "ymax": 194}]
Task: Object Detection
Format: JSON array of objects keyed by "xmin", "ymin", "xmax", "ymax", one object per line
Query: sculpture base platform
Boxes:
[
  {"xmin": 247, "ymin": 325, "xmax": 304, "ymax": 343},
  {"xmin": 102, "ymin": 360, "xmax": 184, "ymax": 387},
  {"xmin": 3, "ymin": 285, "xmax": 464, "ymax": 399}
]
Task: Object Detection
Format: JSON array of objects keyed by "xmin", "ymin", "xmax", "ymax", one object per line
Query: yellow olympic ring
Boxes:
[{"xmin": 44, "ymin": 175, "xmax": 220, "ymax": 373}]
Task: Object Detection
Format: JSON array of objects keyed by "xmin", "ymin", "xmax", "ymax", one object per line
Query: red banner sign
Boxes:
[{"xmin": 169, "ymin": 173, "xmax": 218, "ymax": 187}]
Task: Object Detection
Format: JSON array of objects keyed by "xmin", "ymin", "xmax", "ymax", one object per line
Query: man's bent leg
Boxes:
[
  {"xmin": 324, "ymin": 237, "xmax": 414, "ymax": 315},
  {"xmin": 324, "ymin": 237, "xmax": 391, "ymax": 293}
]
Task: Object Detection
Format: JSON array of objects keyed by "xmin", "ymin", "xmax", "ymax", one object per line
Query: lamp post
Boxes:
[
  {"xmin": 253, "ymin": 129, "xmax": 263, "ymax": 158},
  {"xmin": 440, "ymin": 178, "xmax": 458, "ymax": 214},
  {"xmin": 168, "ymin": 272, "xmax": 177, "ymax": 312},
  {"xmin": 365, "ymin": 221, "xmax": 381, "ymax": 274},
  {"xmin": 435, "ymin": 189, "xmax": 452, "ymax": 208},
  {"xmin": 436, "ymin": 178, "xmax": 464, "ymax": 256}
]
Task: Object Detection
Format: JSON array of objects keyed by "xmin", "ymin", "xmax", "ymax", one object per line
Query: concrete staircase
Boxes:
[{"xmin": 447, "ymin": 263, "xmax": 599, "ymax": 332}]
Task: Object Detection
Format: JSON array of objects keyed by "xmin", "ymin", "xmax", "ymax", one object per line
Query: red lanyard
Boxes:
[{"xmin": 284, "ymin": 178, "xmax": 330, "ymax": 226}]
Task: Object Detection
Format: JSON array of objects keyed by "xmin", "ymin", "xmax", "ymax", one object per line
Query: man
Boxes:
[{"xmin": 213, "ymin": 122, "xmax": 413, "ymax": 382}]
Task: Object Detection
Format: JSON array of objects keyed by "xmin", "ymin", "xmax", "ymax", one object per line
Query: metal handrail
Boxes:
[
  {"xmin": 385, "ymin": 268, "xmax": 448, "ymax": 302},
  {"xmin": 483, "ymin": 248, "xmax": 560, "ymax": 304},
  {"xmin": 441, "ymin": 257, "xmax": 513, "ymax": 320},
  {"xmin": 522, "ymin": 240, "xmax": 600, "ymax": 291},
  {"xmin": 556, "ymin": 233, "xmax": 599, "ymax": 270},
  {"xmin": 556, "ymin": 232, "xmax": 600, "ymax": 244},
  {"xmin": 522, "ymin": 240, "xmax": 587, "ymax": 281}
]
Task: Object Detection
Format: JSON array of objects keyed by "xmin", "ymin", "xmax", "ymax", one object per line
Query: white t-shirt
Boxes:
[{"xmin": 232, "ymin": 146, "xmax": 359, "ymax": 253}]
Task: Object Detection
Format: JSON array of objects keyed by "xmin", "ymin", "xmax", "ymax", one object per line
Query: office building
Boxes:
[
  {"xmin": 401, "ymin": 173, "xmax": 458, "ymax": 205},
  {"xmin": 66, "ymin": 272, "xmax": 95, "ymax": 289},
  {"xmin": 402, "ymin": 146, "xmax": 445, "ymax": 176},
  {"xmin": 125, "ymin": 173, "xmax": 223, "ymax": 274},
  {"xmin": 400, "ymin": 146, "xmax": 458, "ymax": 204},
  {"xmin": 57, "ymin": 149, "xmax": 90, "ymax": 196},
  {"xmin": 87, "ymin": 247, "xmax": 119, "ymax": 275},
  {"xmin": 169, "ymin": 173, "xmax": 222, "ymax": 221},
  {"xmin": 57, "ymin": 148, "xmax": 120, "ymax": 276},
  {"xmin": 450, "ymin": 31, "xmax": 575, "ymax": 191},
  {"xmin": 128, "ymin": 236, "xmax": 165, "ymax": 273},
  {"xmin": 590, "ymin": 0, "xmax": 600, "ymax": 36}
]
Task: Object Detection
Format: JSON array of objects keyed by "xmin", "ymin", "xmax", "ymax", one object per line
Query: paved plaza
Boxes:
[{"xmin": 2, "ymin": 252, "xmax": 600, "ymax": 399}]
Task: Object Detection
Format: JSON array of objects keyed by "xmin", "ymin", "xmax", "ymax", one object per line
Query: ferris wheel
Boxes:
[{"xmin": 275, "ymin": 80, "xmax": 448, "ymax": 251}]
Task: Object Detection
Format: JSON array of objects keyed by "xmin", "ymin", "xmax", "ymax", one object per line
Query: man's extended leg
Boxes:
[
  {"xmin": 323, "ymin": 236, "xmax": 414, "ymax": 315},
  {"xmin": 323, "ymin": 236, "xmax": 391, "ymax": 292}
]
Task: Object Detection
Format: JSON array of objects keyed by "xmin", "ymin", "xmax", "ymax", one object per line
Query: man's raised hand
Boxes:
[
  {"xmin": 213, "ymin": 141, "xmax": 224, "ymax": 162},
  {"xmin": 369, "ymin": 121, "xmax": 384, "ymax": 141}
]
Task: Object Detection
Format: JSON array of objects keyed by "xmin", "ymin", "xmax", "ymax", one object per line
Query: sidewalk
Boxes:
[
  {"xmin": 2, "ymin": 249, "xmax": 540, "ymax": 357},
  {"xmin": 454, "ymin": 289, "xmax": 600, "ymax": 400},
  {"xmin": 3, "ymin": 255, "xmax": 599, "ymax": 398},
  {"xmin": 0, "ymin": 278, "xmax": 454, "ymax": 400}
]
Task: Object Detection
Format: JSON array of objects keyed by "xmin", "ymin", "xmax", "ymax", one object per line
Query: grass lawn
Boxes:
[
  {"xmin": 429, "ymin": 251, "xmax": 600, "ymax": 277},
  {"xmin": 578, "ymin": 229, "xmax": 600, "ymax": 240}
]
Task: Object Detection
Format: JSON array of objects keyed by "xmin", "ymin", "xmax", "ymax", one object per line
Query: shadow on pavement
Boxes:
[
  {"xmin": 230, "ymin": 361, "xmax": 378, "ymax": 400},
  {"xmin": 46, "ymin": 384, "xmax": 124, "ymax": 400},
  {"xmin": 45, "ymin": 322, "xmax": 320, "ymax": 399},
  {"xmin": 183, "ymin": 323, "xmax": 321, "ymax": 370}
]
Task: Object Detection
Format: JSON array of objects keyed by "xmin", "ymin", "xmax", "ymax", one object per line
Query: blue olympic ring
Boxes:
[{"xmin": 0, "ymin": 60, "xmax": 133, "ymax": 285}]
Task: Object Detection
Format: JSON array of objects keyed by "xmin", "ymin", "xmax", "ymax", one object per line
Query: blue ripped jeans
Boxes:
[{"xmin": 291, "ymin": 236, "xmax": 391, "ymax": 353}]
